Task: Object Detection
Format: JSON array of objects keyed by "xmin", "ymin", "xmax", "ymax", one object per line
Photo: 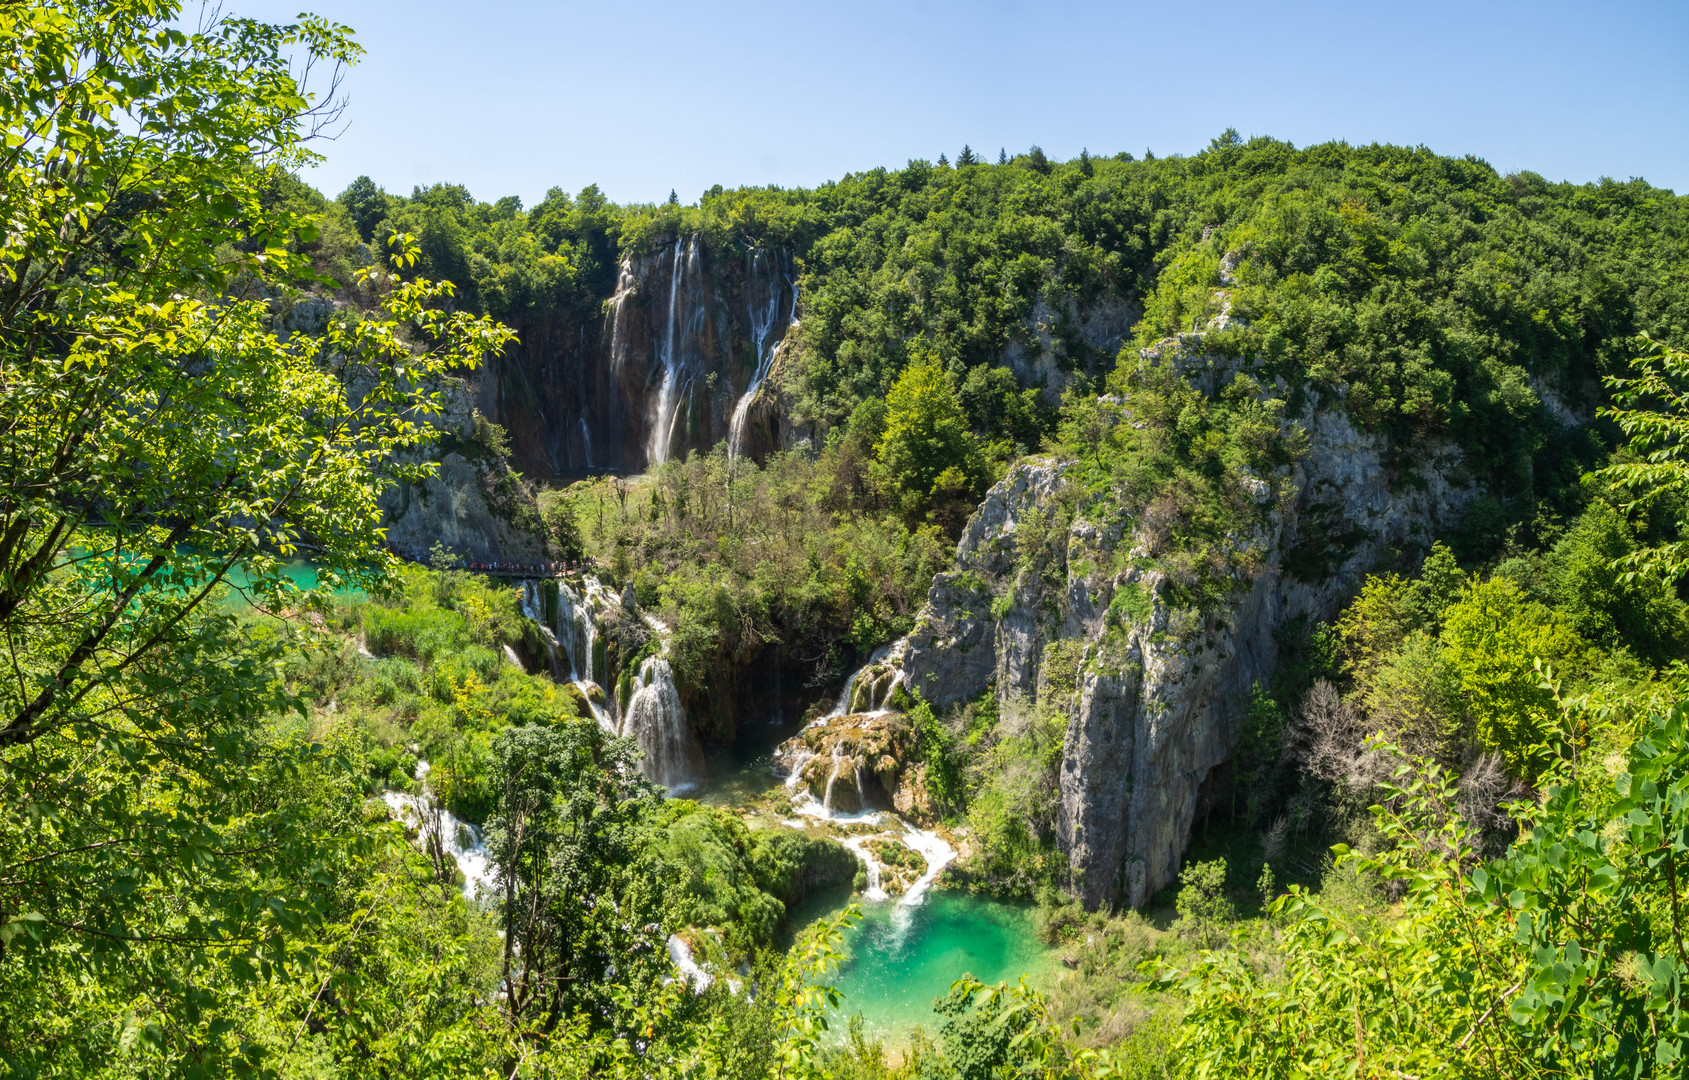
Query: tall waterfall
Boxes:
[
  {"xmin": 728, "ymin": 250, "xmax": 796, "ymax": 461},
  {"xmin": 647, "ymin": 237, "xmax": 706, "ymax": 468}
]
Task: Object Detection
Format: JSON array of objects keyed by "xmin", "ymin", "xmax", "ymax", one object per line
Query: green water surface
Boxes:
[
  {"xmin": 802, "ymin": 890, "xmax": 1056, "ymax": 1046},
  {"xmin": 218, "ymin": 557, "xmax": 364, "ymax": 606}
]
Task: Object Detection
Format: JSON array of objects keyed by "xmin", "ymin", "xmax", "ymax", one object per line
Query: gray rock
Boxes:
[
  {"xmin": 376, "ymin": 378, "xmax": 550, "ymax": 565},
  {"xmin": 882, "ymin": 332, "xmax": 1478, "ymax": 909}
]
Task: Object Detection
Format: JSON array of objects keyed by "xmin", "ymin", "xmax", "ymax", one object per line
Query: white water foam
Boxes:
[
  {"xmin": 382, "ymin": 786, "xmax": 497, "ymax": 902},
  {"xmin": 667, "ymin": 934, "xmax": 712, "ymax": 991}
]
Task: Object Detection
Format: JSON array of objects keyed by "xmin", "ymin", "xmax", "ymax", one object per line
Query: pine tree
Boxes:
[
  {"xmin": 998, "ymin": 147, "xmax": 1007, "ymax": 165},
  {"xmin": 938, "ymin": 152, "xmax": 949, "ymax": 167},
  {"xmin": 667, "ymin": 189, "xmax": 678, "ymax": 205},
  {"xmin": 1078, "ymin": 147, "xmax": 1093, "ymax": 177},
  {"xmin": 957, "ymin": 144, "xmax": 977, "ymax": 166}
]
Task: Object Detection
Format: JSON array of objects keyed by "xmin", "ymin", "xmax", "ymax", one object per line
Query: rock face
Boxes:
[
  {"xmin": 377, "ymin": 377, "xmax": 551, "ymax": 565},
  {"xmin": 1000, "ymin": 292, "xmax": 1141, "ymax": 404},
  {"xmin": 266, "ymin": 290, "xmax": 552, "ymax": 565},
  {"xmin": 893, "ymin": 334, "xmax": 1476, "ymax": 910},
  {"xmin": 475, "ymin": 238, "xmax": 799, "ymax": 476}
]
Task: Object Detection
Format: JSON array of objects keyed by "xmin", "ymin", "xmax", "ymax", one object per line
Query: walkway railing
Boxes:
[{"xmin": 385, "ymin": 546, "xmax": 595, "ymax": 580}]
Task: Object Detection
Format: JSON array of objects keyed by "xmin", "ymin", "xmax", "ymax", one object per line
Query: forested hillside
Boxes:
[{"xmin": 8, "ymin": 1, "xmax": 1689, "ymax": 1078}]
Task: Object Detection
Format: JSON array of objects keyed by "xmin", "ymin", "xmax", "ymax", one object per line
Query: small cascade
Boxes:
[
  {"xmin": 554, "ymin": 581, "xmax": 589, "ymax": 679},
  {"xmin": 383, "ymin": 767, "xmax": 497, "ymax": 901},
  {"xmin": 623, "ymin": 655, "xmax": 701, "ymax": 792},
  {"xmin": 825, "ymin": 639, "xmax": 907, "ymax": 719},
  {"xmin": 667, "ymin": 934, "xmax": 713, "ymax": 991},
  {"xmin": 842, "ymin": 835, "xmax": 889, "ymax": 902},
  {"xmin": 647, "ymin": 237, "xmax": 707, "ymax": 468},
  {"xmin": 519, "ymin": 580, "xmax": 564, "ymax": 677},
  {"xmin": 526, "ymin": 578, "xmax": 614, "ymax": 740},
  {"xmin": 774, "ymin": 645, "xmax": 958, "ymax": 909},
  {"xmin": 898, "ymin": 824, "xmax": 957, "ymax": 907}
]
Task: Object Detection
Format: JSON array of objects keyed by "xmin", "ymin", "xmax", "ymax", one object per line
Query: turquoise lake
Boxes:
[
  {"xmin": 218, "ymin": 557, "xmax": 363, "ymax": 605},
  {"xmin": 791, "ymin": 887, "xmax": 1056, "ymax": 1046},
  {"xmin": 703, "ymin": 733, "xmax": 1057, "ymax": 1046}
]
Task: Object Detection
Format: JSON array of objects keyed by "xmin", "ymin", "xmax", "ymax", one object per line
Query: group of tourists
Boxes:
[
  {"xmin": 384, "ymin": 545, "xmax": 588, "ymax": 577},
  {"xmin": 463, "ymin": 560, "xmax": 583, "ymax": 576}
]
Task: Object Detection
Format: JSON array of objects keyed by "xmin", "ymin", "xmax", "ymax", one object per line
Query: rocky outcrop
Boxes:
[
  {"xmin": 1001, "ymin": 292, "xmax": 1141, "ymax": 404},
  {"xmin": 882, "ymin": 331, "xmax": 1477, "ymax": 909},
  {"xmin": 377, "ymin": 377, "xmax": 551, "ymax": 565},
  {"xmin": 774, "ymin": 712, "xmax": 933, "ymax": 821},
  {"xmin": 265, "ymin": 289, "xmax": 552, "ymax": 566}
]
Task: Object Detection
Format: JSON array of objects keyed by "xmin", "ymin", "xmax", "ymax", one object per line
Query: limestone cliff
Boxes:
[
  {"xmin": 274, "ymin": 291, "xmax": 552, "ymax": 565},
  {"xmin": 881, "ymin": 332, "xmax": 1476, "ymax": 909},
  {"xmin": 475, "ymin": 238, "xmax": 798, "ymax": 476}
]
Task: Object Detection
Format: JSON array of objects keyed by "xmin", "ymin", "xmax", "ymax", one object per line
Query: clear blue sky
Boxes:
[{"xmin": 241, "ymin": 0, "xmax": 1689, "ymax": 207}]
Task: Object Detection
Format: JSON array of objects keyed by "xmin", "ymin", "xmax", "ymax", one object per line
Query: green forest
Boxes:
[{"xmin": 8, "ymin": 2, "xmax": 1689, "ymax": 1078}]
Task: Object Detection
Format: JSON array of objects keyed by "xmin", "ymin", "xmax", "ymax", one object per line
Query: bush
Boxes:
[{"xmin": 1173, "ymin": 858, "xmax": 1235, "ymax": 944}]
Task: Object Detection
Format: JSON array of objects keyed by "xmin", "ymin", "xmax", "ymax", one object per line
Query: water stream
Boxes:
[
  {"xmin": 728, "ymin": 250, "xmax": 796, "ymax": 461},
  {"xmin": 382, "ymin": 762, "xmax": 497, "ymax": 902}
]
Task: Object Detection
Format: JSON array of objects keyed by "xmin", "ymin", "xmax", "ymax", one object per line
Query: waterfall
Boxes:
[
  {"xmin": 623, "ymin": 655, "xmax": 698, "ymax": 792},
  {"xmin": 647, "ymin": 237, "xmax": 705, "ymax": 468},
  {"xmin": 728, "ymin": 250, "xmax": 797, "ymax": 462},
  {"xmin": 383, "ymin": 772, "xmax": 497, "ymax": 901},
  {"xmin": 898, "ymin": 823, "xmax": 957, "ymax": 907},
  {"xmin": 517, "ymin": 574, "xmax": 700, "ymax": 788},
  {"xmin": 667, "ymin": 934, "xmax": 713, "ymax": 991},
  {"xmin": 776, "ymin": 644, "xmax": 957, "ymax": 910},
  {"xmin": 607, "ymin": 257, "xmax": 638, "ymax": 375},
  {"xmin": 520, "ymin": 580, "xmax": 564, "ymax": 676},
  {"xmin": 842, "ymin": 835, "xmax": 889, "ymax": 902},
  {"xmin": 825, "ymin": 639, "xmax": 907, "ymax": 719},
  {"xmin": 554, "ymin": 578, "xmax": 617, "ymax": 734},
  {"xmin": 554, "ymin": 581, "xmax": 587, "ymax": 679}
]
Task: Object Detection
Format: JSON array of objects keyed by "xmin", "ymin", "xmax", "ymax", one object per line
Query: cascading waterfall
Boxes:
[
  {"xmin": 555, "ymin": 579, "xmax": 616, "ymax": 733},
  {"xmin": 824, "ymin": 639, "xmax": 907, "ymax": 719},
  {"xmin": 519, "ymin": 580, "xmax": 564, "ymax": 676},
  {"xmin": 647, "ymin": 237, "xmax": 706, "ymax": 468},
  {"xmin": 383, "ymin": 762, "xmax": 497, "ymax": 901},
  {"xmin": 728, "ymin": 250, "xmax": 797, "ymax": 461},
  {"xmin": 624, "ymin": 655, "xmax": 697, "ymax": 792},
  {"xmin": 666, "ymin": 935, "xmax": 713, "ymax": 991},
  {"xmin": 842, "ymin": 834, "xmax": 889, "ymax": 902},
  {"xmin": 779, "ymin": 648, "xmax": 956, "ymax": 910},
  {"xmin": 517, "ymin": 574, "xmax": 700, "ymax": 790}
]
